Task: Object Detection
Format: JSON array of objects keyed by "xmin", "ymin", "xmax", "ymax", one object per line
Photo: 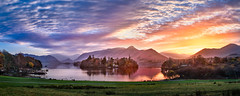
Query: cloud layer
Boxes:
[{"xmin": 0, "ymin": 0, "xmax": 239, "ymax": 55}]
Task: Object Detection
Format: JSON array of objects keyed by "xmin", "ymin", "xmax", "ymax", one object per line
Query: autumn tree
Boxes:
[
  {"xmin": 166, "ymin": 70, "xmax": 176, "ymax": 79},
  {"xmin": 161, "ymin": 58, "xmax": 174, "ymax": 69},
  {"xmin": 194, "ymin": 55, "xmax": 206, "ymax": 66},
  {"xmin": 28, "ymin": 62, "xmax": 34, "ymax": 68},
  {"xmin": 0, "ymin": 52, "xmax": 4, "ymax": 68},
  {"xmin": 2, "ymin": 50, "xmax": 17, "ymax": 71}
]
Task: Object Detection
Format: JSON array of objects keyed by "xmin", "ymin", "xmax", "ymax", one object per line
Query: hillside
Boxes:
[
  {"xmin": 193, "ymin": 43, "xmax": 240, "ymax": 58},
  {"xmin": 62, "ymin": 58, "xmax": 74, "ymax": 64},
  {"xmin": 75, "ymin": 46, "xmax": 168, "ymax": 67},
  {"xmin": 51, "ymin": 54, "xmax": 80, "ymax": 61},
  {"xmin": 23, "ymin": 54, "xmax": 61, "ymax": 69},
  {"xmin": 51, "ymin": 54, "xmax": 69, "ymax": 61}
]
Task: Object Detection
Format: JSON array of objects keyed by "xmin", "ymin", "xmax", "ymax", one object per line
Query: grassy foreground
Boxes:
[{"xmin": 1, "ymin": 76, "xmax": 240, "ymax": 96}]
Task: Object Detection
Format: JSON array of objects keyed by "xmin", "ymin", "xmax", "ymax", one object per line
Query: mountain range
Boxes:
[
  {"xmin": 23, "ymin": 54, "xmax": 62, "ymax": 69},
  {"xmin": 62, "ymin": 58, "xmax": 74, "ymax": 64},
  {"xmin": 51, "ymin": 54, "xmax": 79, "ymax": 62},
  {"xmin": 20, "ymin": 43, "xmax": 240, "ymax": 68},
  {"xmin": 193, "ymin": 43, "xmax": 240, "ymax": 58},
  {"xmin": 50, "ymin": 54, "xmax": 69, "ymax": 62},
  {"xmin": 75, "ymin": 46, "xmax": 168, "ymax": 67}
]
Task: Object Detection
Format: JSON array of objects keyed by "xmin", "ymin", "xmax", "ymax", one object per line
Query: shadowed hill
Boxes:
[
  {"xmin": 51, "ymin": 54, "xmax": 69, "ymax": 61},
  {"xmin": 193, "ymin": 43, "xmax": 240, "ymax": 58},
  {"xmin": 23, "ymin": 54, "xmax": 61, "ymax": 69},
  {"xmin": 62, "ymin": 58, "xmax": 74, "ymax": 64}
]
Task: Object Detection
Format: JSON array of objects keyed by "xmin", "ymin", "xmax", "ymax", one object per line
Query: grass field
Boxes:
[{"xmin": 1, "ymin": 76, "xmax": 240, "ymax": 96}]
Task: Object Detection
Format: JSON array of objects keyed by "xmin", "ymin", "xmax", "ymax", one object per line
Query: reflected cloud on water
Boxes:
[{"xmin": 40, "ymin": 67, "xmax": 166, "ymax": 81}]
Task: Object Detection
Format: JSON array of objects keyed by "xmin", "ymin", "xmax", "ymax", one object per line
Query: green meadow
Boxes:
[{"xmin": 1, "ymin": 76, "xmax": 240, "ymax": 96}]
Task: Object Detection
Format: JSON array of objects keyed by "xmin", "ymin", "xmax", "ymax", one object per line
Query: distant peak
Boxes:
[
  {"xmin": 146, "ymin": 48, "xmax": 157, "ymax": 53},
  {"xmin": 226, "ymin": 43, "xmax": 238, "ymax": 46},
  {"xmin": 127, "ymin": 46, "xmax": 137, "ymax": 50},
  {"xmin": 147, "ymin": 48, "xmax": 154, "ymax": 51},
  {"xmin": 221, "ymin": 43, "xmax": 239, "ymax": 49}
]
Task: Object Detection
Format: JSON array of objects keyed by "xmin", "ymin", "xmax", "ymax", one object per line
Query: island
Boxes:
[{"xmin": 74, "ymin": 55, "xmax": 138, "ymax": 75}]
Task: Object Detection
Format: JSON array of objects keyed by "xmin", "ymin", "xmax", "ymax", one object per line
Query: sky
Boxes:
[{"xmin": 0, "ymin": 0, "xmax": 240, "ymax": 55}]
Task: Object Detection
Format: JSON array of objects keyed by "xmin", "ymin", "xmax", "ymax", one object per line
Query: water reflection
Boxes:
[
  {"xmin": 130, "ymin": 68, "xmax": 166, "ymax": 81},
  {"xmin": 41, "ymin": 67, "xmax": 166, "ymax": 81},
  {"xmin": 81, "ymin": 67, "xmax": 138, "ymax": 76}
]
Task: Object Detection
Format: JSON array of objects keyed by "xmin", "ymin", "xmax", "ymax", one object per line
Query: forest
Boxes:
[
  {"xmin": 0, "ymin": 50, "xmax": 42, "ymax": 76},
  {"xmin": 161, "ymin": 55, "xmax": 240, "ymax": 79}
]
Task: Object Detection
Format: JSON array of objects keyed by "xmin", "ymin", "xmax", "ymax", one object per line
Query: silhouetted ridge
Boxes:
[
  {"xmin": 193, "ymin": 43, "xmax": 240, "ymax": 58},
  {"xmin": 221, "ymin": 43, "xmax": 239, "ymax": 50}
]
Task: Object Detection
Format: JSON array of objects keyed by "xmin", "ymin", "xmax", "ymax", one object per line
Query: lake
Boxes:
[{"xmin": 39, "ymin": 67, "xmax": 166, "ymax": 81}]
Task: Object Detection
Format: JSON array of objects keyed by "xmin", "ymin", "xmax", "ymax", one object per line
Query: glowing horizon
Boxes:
[{"xmin": 0, "ymin": 0, "xmax": 239, "ymax": 55}]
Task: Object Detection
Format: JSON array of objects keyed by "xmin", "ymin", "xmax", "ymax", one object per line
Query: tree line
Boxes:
[
  {"xmin": 0, "ymin": 50, "xmax": 42, "ymax": 76},
  {"xmin": 161, "ymin": 55, "xmax": 240, "ymax": 79}
]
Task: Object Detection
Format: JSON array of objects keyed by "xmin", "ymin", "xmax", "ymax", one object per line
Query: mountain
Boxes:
[
  {"xmin": 193, "ymin": 43, "xmax": 240, "ymax": 58},
  {"xmin": 75, "ymin": 46, "xmax": 168, "ymax": 67},
  {"xmin": 69, "ymin": 54, "xmax": 80, "ymax": 60},
  {"xmin": 161, "ymin": 52, "xmax": 190, "ymax": 59},
  {"xmin": 62, "ymin": 58, "xmax": 74, "ymax": 64},
  {"xmin": 51, "ymin": 54, "xmax": 80, "ymax": 61},
  {"xmin": 23, "ymin": 54, "xmax": 62, "ymax": 68},
  {"xmin": 51, "ymin": 54, "xmax": 69, "ymax": 61}
]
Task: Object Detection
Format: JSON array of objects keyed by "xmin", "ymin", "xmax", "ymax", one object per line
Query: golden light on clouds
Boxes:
[
  {"xmin": 1, "ymin": 0, "xmax": 239, "ymax": 55},
  {"xmin": 144, "ymin": 35, "xmax": 168, "ymax": 42},
  {"xmin": 133, "ymin": 18, "xmax": 240, "ymax": 55},
  {"xmin": 204, "ymin": 24, "xmax": 240, "ymax": 34}
]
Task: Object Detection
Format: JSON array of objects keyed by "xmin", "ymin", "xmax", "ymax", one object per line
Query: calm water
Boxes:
[{"xmin": 40, "ymin": 67, "xmax": 166, "ymax": 81}]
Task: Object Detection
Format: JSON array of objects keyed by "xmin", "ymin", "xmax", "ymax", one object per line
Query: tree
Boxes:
[
  {"xmin": 128, "ymin": 55, "xmax": 131, "ymax": 60},
  {"xmin": 0, "ymin": 64, "xmax": 3, "ymax": 69},
  {"xmin": 237, "ymin": 58, "xmax": 240, "ymax": 63},
  {"xmin": 87, "ymin": 55, "xmax": 92, "ymax": 61},
  {"xmin": 2, "ymin": 50, "xmax": 17, "ymax": 71},
  {"xmin": 0, "ymin": 52, "xmax": 4, "ymax": 68},
  {"xmin": 28, "ymin": 62, "xmax": 34, "ymax": 68},
  {"xmin": 171, "ymin": 64, "xmax": 178, "ymax": 70},
  {"xmin": 162, "ymin": 58, "xmax": 174, "ymax": 69},
  {"xmin": 101, "ymin": 57, "xmax": 107, "ymax": 65},
  {"xmin": 167, "ymin": 70, "xmax": 176, "ymax": 79},
  {"xmin": 213, "ymin": 57, "xmax": 221, "ymax": 63},
  {"xmin": 194, "ymin": 55, "xmax": 206, "ymax": 66}
]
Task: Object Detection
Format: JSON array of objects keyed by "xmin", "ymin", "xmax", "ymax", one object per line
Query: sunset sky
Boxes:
[{"xmin": 0, "ymin": 0, "xmax": 240, "ymax": 55}]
